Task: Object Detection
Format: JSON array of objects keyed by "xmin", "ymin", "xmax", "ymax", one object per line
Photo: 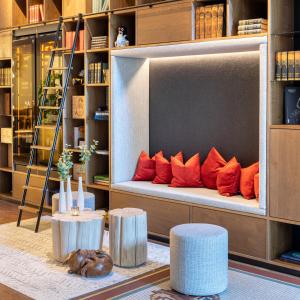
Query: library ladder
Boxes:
[{"xmin": 17, "ymin": 14, "xmax": 83, "ymax": 232}]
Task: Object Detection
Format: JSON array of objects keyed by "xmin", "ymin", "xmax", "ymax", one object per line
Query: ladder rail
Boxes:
[{"xmin": 35, "ymin": 15, "xmax": 83, "ymax": 232}]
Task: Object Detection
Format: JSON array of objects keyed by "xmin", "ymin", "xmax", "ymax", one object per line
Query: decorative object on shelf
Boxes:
[
  {"xmin": 66, "ymin": 176, "xmax": 73, "ymax": 211},
  {"xmin": 276, "ymin": 51, "xmax": 300, "ymax": 81},
  {"xmin": 238, "ymin": 18, "xmax": 268, "ymax": 35},
  {"xmin": 92, "ymin": 0, "xmax": 110, "ymax": 13},
  {"xmin": 114, "ymin": 25, "xmax": 129, "ymax": 48},
  {"xmin": 1, "ymin": 128, "xmax": 12, "ymax": 144},
  {"xmin": 90, "ymin": 36, "xmax": 108, "ymax": 49},
  {"xmin": 72, "ymin": 70, "xmax": 84, "ymax": 86},
  {"xmin": 67, "ymin": 249, "xmax": 113, "ymax": 277},
  {"xmin": 71, "ymin": 206, "xmax": 80, "ymax": 216},
  {"xmin": 109, "ymin": 208, "xmax": 147, "ymax": 267},
  {"xmin": 94, "ymin": 174, "xmax": 109, "ymax": 185},
  {"xmin": 280, "ymin": 250, "xmax": 300, "ymax": 265},
  {"xmin": 74, "ymin": 126, "xmax": 84, "ymax": 148},
  {"xmin": 94, "ymin": 107, "xmax": 109, "ymax": 121},
  {"xmin": 72, "ymin": 96, "xmax": 85, "ymax": 119},
  {"xmin": 284, "ymin": 86, "xmax": 300, "ymax": 124}
]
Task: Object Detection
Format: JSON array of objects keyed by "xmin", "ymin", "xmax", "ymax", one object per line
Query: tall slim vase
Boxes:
[
  {"xmin": 66, "ymin": 176, "xmax": 73, "ymax": 211},
  {"xmin": 77, "ymin": 176, "xmax": 85, "ymax": 211},
  {"xmin": 59, "ymin": 181, "xmax": 66, "ymax": 213}
]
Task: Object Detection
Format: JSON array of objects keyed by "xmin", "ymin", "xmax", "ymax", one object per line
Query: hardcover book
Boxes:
[
  {"xmin": 217, "ymin": 4, "xmax": 224, "ymax": 37},
  {"xmin": 275, "ymin": 52, "xmax": 282, "ymax": 81},
  {"xmin": 284, "ymin": 86, "xmax": 300, "ymax": 124},
  {"xmin": 238, "ymin": 24, "xmax": 268, "ymax": 31},
  {"xmin": 204, "ymin": 6, "xmax": 212, "ymax": 39},
  {"xmin": 238, "ymin": 29, "xmax": 267, "ymax": 35},
  {"xmin": 288, "ymin": 51, "xmax": 295, "ymax": 80},
  {"xmin": 195, "ymin": 7, "xmax": 200, "ymax": 39},
  {"xmin": 295, "ymin": 51, "xmax": 300, "ymax": 80},
  {"xmin": 239, "ymin": 18, "xmax": 268, "ymax": 26},
  {"xmin": 280, "ymin": 250, "xmax": 300, "ymax": 264},
  {"xmin": 211, "ymin": 5, "xmax": 218, "ymax": 38},
  {"xmin": 281, "ymin": 52, "xmax": 288, "ymax": 81},
  {"xmin": 199, "ymin": 6, "xmax": 205, "ymax": 39}
]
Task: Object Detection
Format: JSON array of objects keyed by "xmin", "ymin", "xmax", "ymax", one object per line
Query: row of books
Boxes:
[
  {"xmin": 65, "ymin": 30, "xmax": 85, "ymax": 51},
  {"xmin": 195, "ymin": 4, "xmax": 224, "ymax": 40},
  {"xmin": 276, "ymin": 51, "xmax": 300, "ymax": 81},
  {"xmin": 91, "ymin": 36, "xmax": 108, "ymax": 49},
  {"xmin": 94, "ymin": 174, "xmax": 109, "ymax": 184},
  {"xmin": 29, "ymin": 5, "xmax": 44, "ymax": 24},
  {"xmin": 0, "ymin": 68, "xmax": 11, "ymax": 86},
  {"xmin": 238, "ymin": 18, "xmax": 268, "ymax": 35},
  {"xmin": 92, "ymin": 0, "xmax": 109, "ymax": 12},
  {"xmin": 88, "ymin": 62, "xmax": 109, "ymax": 84}
]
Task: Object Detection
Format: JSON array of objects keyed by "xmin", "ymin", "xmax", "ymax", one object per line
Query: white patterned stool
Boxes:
[{"xmin": 170, "ymin": 223, "xmax": 228, "ymax": 296}]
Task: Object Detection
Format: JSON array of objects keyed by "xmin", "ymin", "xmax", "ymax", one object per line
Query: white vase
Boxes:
[
  {"xmin": 59, "ymin": 181, "xmax": 66, "ymax": 213},
  {"xmin": 66, "ymin": 176, "xmax": 73, "ymax": 211},
  {"xmin": 77, "ymin": 176, "xmax": 85, "ymax": 211}
]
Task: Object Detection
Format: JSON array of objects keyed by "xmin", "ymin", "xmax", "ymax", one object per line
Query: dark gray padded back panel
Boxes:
[{"xmin": 149, "ymin": 52, "xmax": 259, "ymax": 166}]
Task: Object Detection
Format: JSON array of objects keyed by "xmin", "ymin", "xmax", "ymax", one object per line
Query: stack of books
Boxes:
[
  {"xmin": 94, "ymin": 174, "xmax": 109, "ymax": 185},
  {"xmin": 0, "ymin": 68, "xmax": 11, "ymax": 86},
  {"xmin": 92, "ymin": 0, "xmax": 109, "ymax": 13},
  {"xmin": 238, "ymin": 18, "xmax": 268, "ymax": 35},
  {"xmin": 280, "ymin": 250, "xmax": 300, "ymax": 265},
  {"xmin": 195, "ymin": 4, "xmax": 224, "ymax": 39},
  {"xmin": 91, "ymin": 36, "xmax": 108, "ymax": 49},
  {"xmin": 88, "ymin": 62, "xmax": 109, "ymax": 84},
  {"xmin": 276, "ymin": 51, "xmax": 300, "ymax": 81},
  {"xmin": 65, "ymin": 30, "xmax": 85, "ymax": 51},
  {"xmin": 29, "ymin": 5, "xmax": 44, "ymax": 23}
]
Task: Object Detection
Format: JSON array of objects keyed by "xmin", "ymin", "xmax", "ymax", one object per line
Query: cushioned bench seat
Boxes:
[{"xmin": 111, "ymin": 181, "xmax": 266, "ymax": 216}]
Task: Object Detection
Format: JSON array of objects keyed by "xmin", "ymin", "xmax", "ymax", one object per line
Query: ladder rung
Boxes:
[
  {"xmin": 31, "ymin": 145, "xmax": 52, "ymax": 151},
  {"xmin": 43, "ymin": 86, "xmax": 63, "ymax": 90},
  {"xmin": 26, "ymin": 165, "xmax": 49, "ymax": 171},
  {"xmin": 35, "ymin": 125, "xmax": 57, "ymax": 130},
  {"xmin": 18, "ymin": 206, "xmax": 39, "ymax": 214},
  {"xmin": 39, "ymin": 106, "xmax": 60, "ymax": 110},
  {"xmin": 49, "ymin": 67, "xmax": 69, "ymax": 71},
  {"xmin": 51, "ymin": 47, "xmax": 71, "ymax": 52}
]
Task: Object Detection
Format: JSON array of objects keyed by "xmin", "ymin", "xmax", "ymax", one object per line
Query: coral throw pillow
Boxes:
[
  {"xmin": 240, "ymin": 162, "xmax": 259, "ymax": 199},
  {"xmin": 170, "ymin": 153, "xmax": 203, "ymax": 187},
  {"xmin": 254, "ymin": 173, "xmax": 259, "ymax": 200},
  {"xmin": 153, "ymin": 152, "xmax": 183, "ymax": 184},
  {"xmin": 133, "ymin": 150, "xmax": 162, "ymax": 181},
  {"xmin": 201, "ymin": 147, "xmax": 227, "ymax": 189},
  {"xmin": 216, "ymin": 157, "xmax": 241, "ymax": 197}
]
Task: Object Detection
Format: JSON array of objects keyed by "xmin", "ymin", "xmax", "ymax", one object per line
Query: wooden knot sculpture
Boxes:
[{"xmin": 66, "ymin": 249, "xmax": 113, "ymax": 278}]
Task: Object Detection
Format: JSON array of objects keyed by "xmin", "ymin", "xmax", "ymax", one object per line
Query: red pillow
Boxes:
[
  {"xmin": 170, "ymin": 153, "xmax": 203, "ymax": 187},
  {"xmin": 216, "ymin": 157, "xmax": 241, "ymax": 197},
  {"xmin": 133, "ymin": 150, "xmax": 162, "ymax": 181},
  {"xmin": 254, "ymin": 173, "xmax": 259, "ymax": 200},
  {"xmin": 240, "ymin": 162, "xmax": 259, "ymax": 199},
  {"xmin": 201, "ymin": 147, "xmax": 227, "ymax": 189},
  {"xmin": 153, "ymin": 152, "xmax": 183, "ymax": 184}
]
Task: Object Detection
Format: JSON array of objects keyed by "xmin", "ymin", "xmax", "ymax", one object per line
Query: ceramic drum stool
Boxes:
[{"xmin": 170, "ymin": 223, "xmax": 228, "ymax": 296}]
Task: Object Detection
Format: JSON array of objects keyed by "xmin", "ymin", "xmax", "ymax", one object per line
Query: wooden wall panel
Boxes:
[
  {"xmin": 136, "ymin": 1, "xmax": 192, "ymax": 45},
  {"xmin": 270, "ymin": 129, "xmax": 300, "ymax": 222},
  {"xmin": 110, "ymin": 191, "xmax": 190, "ymax": 236},
  {"xmin": 191, "ymin": 206, "xmax": 267, "ymax": 259}
]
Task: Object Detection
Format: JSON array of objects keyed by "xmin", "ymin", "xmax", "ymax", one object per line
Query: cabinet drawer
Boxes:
[
  {"xmin": 137, "ymin": 1, "xmax": 192, "ymax": 45},
  {"xmin": 191, "ymin": 206, "xmax": 267, "ymax": 259},
  {"xmin": 270, "ymin": 129, "xmax": 300, "ymax": 222}
]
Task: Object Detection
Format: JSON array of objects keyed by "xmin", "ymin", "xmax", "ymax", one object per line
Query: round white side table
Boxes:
[{"xmin": 52, "ymin": 210, "xmax": 106, "ymax": 262}]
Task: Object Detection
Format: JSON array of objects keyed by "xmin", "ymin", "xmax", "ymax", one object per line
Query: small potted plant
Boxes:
[
  {"xmin": 77, "ymin": 140, "xmax": 98, "ymax": 211},
  {"xmin": 57, "ymin": 146, "xmax": 73, "ymax": 213}
]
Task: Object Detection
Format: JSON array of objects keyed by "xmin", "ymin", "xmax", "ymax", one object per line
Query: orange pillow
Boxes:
[
  {"xmin": 133, "ymin": 150, "xmax": 162, "ymax": 181},
  {"xmin": 153, "ymin": 152, "xmax": 183, "ymax": 184},
  {"xmin": 254, "ymin": 173, "xmax": 259, "ymax": 200},
  {"xmin": 240, "ymin": 162, "xmax": 259, "ymax": 199},
  {"xmin": 201, "ymin": 147, "xmax": 227, "ymax": 189},
  {"xmin": 170, "ymin": 153, "xmax": 203, "ymax": 187},
  {"xmin": 216, "ymin": 157, "xmax": 241, "ymax": 197}
]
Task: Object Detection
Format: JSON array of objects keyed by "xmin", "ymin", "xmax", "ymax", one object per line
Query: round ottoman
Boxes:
[{"xmin": 170, "ymin": 223, "xmax": 228, "ymax": 296}]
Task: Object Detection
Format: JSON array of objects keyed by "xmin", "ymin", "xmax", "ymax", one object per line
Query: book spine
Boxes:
[
  {"xmin": 211, "ymin": 5, "xmax": 218, "ymax": 38},
  {"xmin": 195, "ymin": 7, "xmax": 200, "ymax": 39},
  {"xmin": 239, "ymin": 18, "xmax": 268, "ymax": 26},
  {"xmin": 204, "ymin": 6, "xmax": 212, "ymax": 39},
  {"xmin": 238, "ymin": 24, "xmax": 267, "ymax": 31},
  {"xmin": 40, "ymin": 4, "xmax": 44, "ymax": 21},
  {"xmin": 238, "ymin": 29, "xmax": 267, "ymax": 35},
  {"xmin": 275, "ymin": 52, "xmax": 282, "ymax": 81},
  {"xmin": 79, "ymin": 30, "xmax": 84, "ymax": 51},
  {"xmin": 295, "ymin": 51, "xmax": 300, "ymax": 80},
  {"xmin": 288, "ymin": 51, "xmax": 295, "ymax": 80},
  {"xmin": 100, "ymin": 61, "xmax": 103, "ymax": 83},
  {"xmin": 217, "ymin": 4, "xmax": 224, "ymax": 38},
  {"xmin": 281, "ymin": 52, "xmax": 288, "ymax": 81},
  {"xmin": 199, "ymin": 7, "xmax": 205, "ymax": 39}
]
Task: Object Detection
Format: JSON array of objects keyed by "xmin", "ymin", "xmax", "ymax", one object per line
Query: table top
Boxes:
[{"xmin": 52, "ymin": 210, "xmax": 106, "ymax": 222}]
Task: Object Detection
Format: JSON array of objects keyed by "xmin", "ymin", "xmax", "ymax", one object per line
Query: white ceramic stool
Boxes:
[{"xmin": 170, "ymin": 223, "xmax": 228, "ymax": 296}]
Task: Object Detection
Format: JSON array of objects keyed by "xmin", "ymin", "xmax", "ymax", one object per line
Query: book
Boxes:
[
  {"xmin": 295, "ymin": 51, "xmax": 300, "ymax": 80},
  {"xmin": 288, "ymin": 51, "xmax": 295, "ymax": 80},
  {"xmin": 284, "ymin": 86, "xmax": 300, "ymax": 124},
  {"xmin": 39, "ymin": 4, "xmax": 44, "ymax": 21},
  {"xmin": 217, "ymin": 4, "xmax": 224, "ymax": 37},
  {"xmin": 204, "ymin": 6, "xmax": 212, "ymax": 39},
  {"xmin": 199, "ymin": 6, "xmax": 205, "ymax": 39},
  {"xmin": 195, "ymin": 7, "xmax": 200, "ymax": 39},
  {"xmin": 238, "ymin": 24, "xmax": 267, "ymax": 31},
  {"xmin": 281, "ymin": 52, "xmax": 288, "ymax": 81},
  {"xmin": 238, "ymin": 29, "xmax": 267, "ymax": 35},
  {"xmin": 239, "ymin": 18, "xmax": 268, "ymax": 26},
  {"xmin": 280, "ymin": 250, "xmax": 300, "ymax": 264},
  {"xmin": 211, "ymin": 5, "xmax": 218, "ymax": 38},
  {"xmin": 275, "ymin": 52, "xmax": 282, "ymax": 81},
  {"xmin": 79, "ymin": 30, "xmax": 84, "ymax": 51}
]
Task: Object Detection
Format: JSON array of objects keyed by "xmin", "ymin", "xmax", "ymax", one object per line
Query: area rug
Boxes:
[{"xmin": 0, "ymin": 218, "xmax": 169, "ymax": 300}]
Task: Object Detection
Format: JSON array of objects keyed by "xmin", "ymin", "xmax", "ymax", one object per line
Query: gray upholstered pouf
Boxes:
[{"xmin": 170, "ymin": 223, "xmax": 228, "ymax": 296}]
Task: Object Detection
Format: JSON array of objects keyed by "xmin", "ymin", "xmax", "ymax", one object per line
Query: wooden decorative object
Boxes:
[
  {"xmin": 52, "ymin": 211, "xmax": 106, "ymax": 262},
  {"xmin": 72, "ymin": 96, "xmax": 85, "ymax": 119},
  {"xmin": 109, "ymin": 208, "xmax": 147, "ymax": 267},
  {"xmin": 1, "ymin": 128, "xmax": 12, "ymax": 144}
]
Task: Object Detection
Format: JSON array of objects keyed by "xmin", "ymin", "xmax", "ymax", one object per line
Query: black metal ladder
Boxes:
[{"xmin": 17, "ymin": 14, "xmax": 82, "ymax": 233}]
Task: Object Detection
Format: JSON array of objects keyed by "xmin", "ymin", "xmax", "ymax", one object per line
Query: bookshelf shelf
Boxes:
[
  {"xmin": 86, "ymin": 48, "xmax": 110, "ymax": 53},
  {"xmin": 270, "ymin": 125, "xmax": 300, "ymax": 130},
  {"xmin": 85, "ymin": 83, "xmax": 109, "ymax": 87}
]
